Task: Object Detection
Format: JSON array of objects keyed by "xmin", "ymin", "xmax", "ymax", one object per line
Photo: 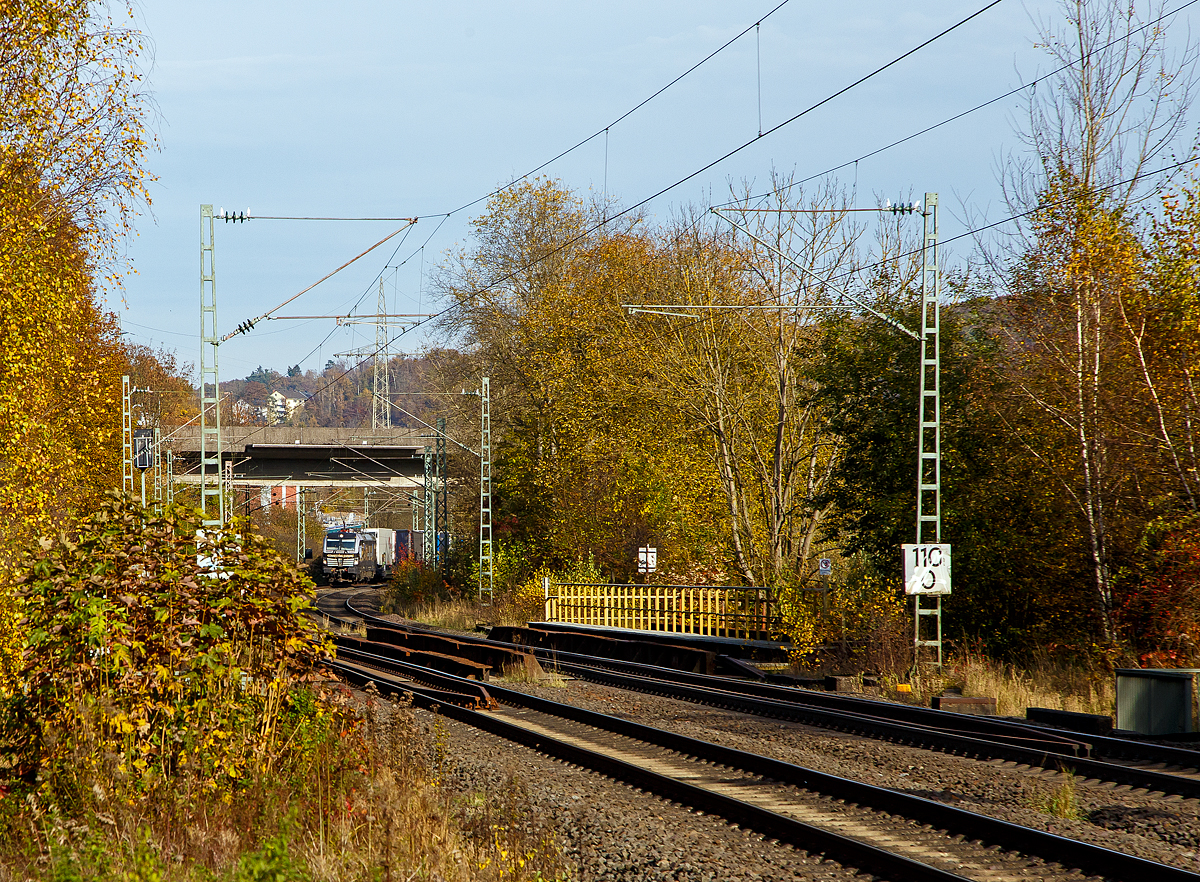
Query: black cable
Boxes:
[
  {"xmin": 521, "ymin": 151, "xmax": 1200, "ymax": 376},
  {"xmin": 416, "ymin": 0, "xmax": 796, "ymax": 223},
  {"xmin": 236, "ymin": 0, "xmax": 1006, "ymax": 378},
  {"xmin": 714, "ymin": 0, "xmax": 1200, "ymax": 209},
  {"xmin": 407, "ymin": 0, "xmax": 1007, "ymax": 311},
  {"xmin": 827, "ymin": 152, "xmax": 1200, "ymax": 285},
  {"xmin": 215, "ymin": 0, "xmax": 1008, "ymax": 448}
]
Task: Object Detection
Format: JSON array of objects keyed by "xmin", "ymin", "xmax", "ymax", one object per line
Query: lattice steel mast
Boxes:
[
  {"xmin": 372, "ymin": 278, "xmax": 390, "ymax": 430},
  {"xmin": 121, "ymin": 375, "xmax": 133, "ymax": 495},
  {"xmin": 913, "ymin": 192, "xmax": 943, "ymax": 666},
  {"xmin": 199, "ymin": 205, "xmax": 224, "ymax": 527},
  {"xmin": 296, "ymin": 488, "xmax": 307, "ymax": 564},
  {"xmin": 152, "ymin": 427, "xmax": 163, "ymax": 512},
  {"xmin": 423, "ymin": 444, "xmax": 435, "ymax": 562},
  {"xmin": 479, "ymin": 377, "xmax": 493, "ymax": 603},
  {"xmin": 436, "ymin": 416, "xmax": 448, "ymax": 582}
]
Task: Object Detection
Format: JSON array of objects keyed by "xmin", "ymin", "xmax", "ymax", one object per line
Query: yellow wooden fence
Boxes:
[{"xmin": 542, "ymin": 580, "xmax": 777, "ymax": 640}]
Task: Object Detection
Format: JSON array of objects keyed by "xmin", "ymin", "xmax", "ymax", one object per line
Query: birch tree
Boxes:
[
  {"xmin": 638, "ymin": 177, "xmax": 862, "ymax": 592},
  {"xmin": 1000, "ymin": 0, "xmax": 1198, "ymax": 644}
]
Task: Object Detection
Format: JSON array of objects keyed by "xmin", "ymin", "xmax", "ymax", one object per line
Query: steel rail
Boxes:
[
  {"xmin": 528, "ymin": 637, "xmax": 1200, "ymax": 772},
  {"xmin": 331, "ymin": 640, "xmax": 1200, "ymax": 882},
  {"xmin": 340, "ymin": 595, "xmax": 1200, "ymax": 798},
  {"xmin": 328, "ymin": 657, "xmax": 494, "ymax": 708},
  {"xmin": 439, "ymin": 706, "xmax": 971, "ymax": 882},
  {"xmin": 346, "ymin": 593, "xmax": 1072, "ymax": 743},
  {"xmin": 347, "ymin": 604, "xmax": 1084, "ymax": 750},
  {"xmin": 511, "ymin": 622, "xmax": 1200, "ymax": 771},
  {"xmin": 549, "ymin": 658, "xmax": 1200, "ymax": 799},
  {"xmin": 1018, "ymin": 723, "xmax": 1200, "ymax": 768},
  {"xmin": 333, "ymin": 645, "xmax": 497, "ymax": 705}
]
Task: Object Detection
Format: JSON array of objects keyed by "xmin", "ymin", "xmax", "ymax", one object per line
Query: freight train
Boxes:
[{"xmin": 321, "ymin": 527, "xmax": 424, "ymax": 584}]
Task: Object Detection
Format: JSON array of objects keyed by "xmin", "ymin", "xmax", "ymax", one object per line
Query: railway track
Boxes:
[
  {"xmin": 330, "ymin": 637, "xmax": 1199, "ymax": 882},
  {"xmin": 328, "ymin": 591, "xmax": 1200, "ymax": 800}
]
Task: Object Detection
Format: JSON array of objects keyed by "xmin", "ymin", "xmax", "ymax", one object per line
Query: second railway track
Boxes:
[
  {"xmin": 328, "ymin": 628, "xmax": 1200, "ymax": 882},
  {"xmin": 331, "ymin": 590, "xmax": 1200, "ymax": 801}
]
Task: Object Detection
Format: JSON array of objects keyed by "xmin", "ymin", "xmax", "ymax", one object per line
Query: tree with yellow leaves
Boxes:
[
  {"xmin": 438, "ymin": 178, "xmax": 726, "ymax": 580},
  {"xmin": 991, "ymin": 0, "xmax": 1199, "ymax": 646},
  {"xmin": 0, "ymin": 1, "xmax": 153, "ymax": 549}
]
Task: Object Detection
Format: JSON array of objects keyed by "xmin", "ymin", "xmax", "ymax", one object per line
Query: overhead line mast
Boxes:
[
  {"xmin": 913, "ymin": 193, "xmax": 944, "ymax": 667},
  {"xmin": 373, "ymin": 279, "xmax": 390, "ymax": 430},
  {"xmin": 480, "ymin": 377, "xmax": 493, "ymax": 604},
  {"xmin": 199, "ymin": 205, "xmax": 224, "ymax": 527},
  {"xmin": 629, "ymin": 194, "xmax": 948, "ymax": 668}
]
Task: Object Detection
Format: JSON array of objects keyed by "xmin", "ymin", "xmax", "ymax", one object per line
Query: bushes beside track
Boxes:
[{"xmin": 0, "ymin": 494, "xmax": 568, "ymax": 881}]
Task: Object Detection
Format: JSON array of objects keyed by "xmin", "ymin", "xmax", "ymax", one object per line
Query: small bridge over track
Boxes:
[{"xmin": 165, "ymin": 427, "xmax": 429, "ymax": 510}]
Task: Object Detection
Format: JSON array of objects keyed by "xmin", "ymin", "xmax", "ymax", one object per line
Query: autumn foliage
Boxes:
[
  {"xmin": 0, "ymin": 1, "xmax": 155, "ymax": 549},
  {"xmin": 1, "ymin": 495, "xmax": 337, "ymax": 801}
]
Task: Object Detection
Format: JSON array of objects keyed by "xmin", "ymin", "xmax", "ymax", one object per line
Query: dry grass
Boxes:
[
  {"xmin": 2, "ymin": 688, "xmax": 571, "ymax": 881},
  {"xmin": 892, "ymin": 654, "xmax": 1116, "ymax": 718},
  {"xmin": 398, "ymin": 593, "xmax": 545, "ymax": 633},
  {"xmin": 399, "ymin": 598, "xmax": 493, "ymax": 633},
  {"xmin": 499, "ymin": 661, "xmax": 569, "ymax": 688}
]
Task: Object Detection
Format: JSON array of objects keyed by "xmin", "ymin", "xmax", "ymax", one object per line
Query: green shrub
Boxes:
[{"xmin": 0, "ymin": 492, "xmax": 340, "ymax": 805}]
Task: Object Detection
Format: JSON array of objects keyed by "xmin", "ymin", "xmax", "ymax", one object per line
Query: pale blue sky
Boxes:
[{"xmin": 112, "ymin": 1, "xmax": 1195, "ymax": 378}]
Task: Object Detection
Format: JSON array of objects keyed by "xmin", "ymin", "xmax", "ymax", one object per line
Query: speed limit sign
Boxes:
[{"xmin": 902, "ymin": 544, "xmax": 951, "ymax": 595}]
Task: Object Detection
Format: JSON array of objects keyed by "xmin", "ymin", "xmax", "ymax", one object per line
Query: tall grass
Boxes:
[
  {"xmin": 388, "ymin": 593, "xmax": 545, "ymax": 632},
  {"xmin": 902, "ymin": 652, "xmax": 1116, "ymax": 717},
  {"xmin": 395, "ymin": 597, "xmax": 491, "ymax": 632},
  {"xmin": 2, "ymin": 689, "xmax": 569, "ymax": 881}
]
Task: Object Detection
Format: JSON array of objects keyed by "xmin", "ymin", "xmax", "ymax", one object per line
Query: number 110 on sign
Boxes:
[{"xmin": 902, "ymin": 544, "xmax": 951, "ymax": 595}]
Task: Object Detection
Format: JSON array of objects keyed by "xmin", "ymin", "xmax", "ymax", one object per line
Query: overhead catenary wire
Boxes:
[
  {"xmin": 387, "ymin": 0, "xmax": 1007, "ymax": 316},
  {"xmin": 426, "ymin": 0, "xmax": 796, "ymax": 223},
  {"xmin": 225, "ymin": 0, "xmax": 1004, "ymax": 371},
  {"xmin": 572, "ymin": 152, "xmax": 1200, "ymax": 375},
  {"xmin": 222, "ymin": 0, "xmax": 1013, "ymax": 453},
  {"xmin": 394, "ymin": 0, "xmax": 1190, "ymax": 333},
  {"xmin": 221, "ymin": 222, "xmax": 416, "ymax": 342},
  {"xmin": 226, "ymin": 0, "xmax": 1190, "ymax": 364},
  {"xmin": 715, "ymin": 0, "xmax": 1200, "ymax": 209},
  {"xmin": 206, "ymin": 0, "xmax": 1200, "ymax": 514}
]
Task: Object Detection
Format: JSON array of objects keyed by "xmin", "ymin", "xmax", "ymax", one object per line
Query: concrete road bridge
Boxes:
[{"xmin": 165, "ymin": 427, "xmax": 429, "ymax": 505}]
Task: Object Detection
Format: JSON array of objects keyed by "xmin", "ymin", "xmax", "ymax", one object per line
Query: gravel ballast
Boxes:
[
  {"xmin": 492, "ymin": 674, "xmax": 1200, "ymax": 874},
  {"xmin": 428, "ymin": 705, "xmax": 883, "ymax": 882}
]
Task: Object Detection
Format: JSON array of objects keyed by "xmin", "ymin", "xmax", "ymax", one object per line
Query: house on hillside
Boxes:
[{"xmin": 257, "ymin": 390, "xmax": 305, "ymax": 425}]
